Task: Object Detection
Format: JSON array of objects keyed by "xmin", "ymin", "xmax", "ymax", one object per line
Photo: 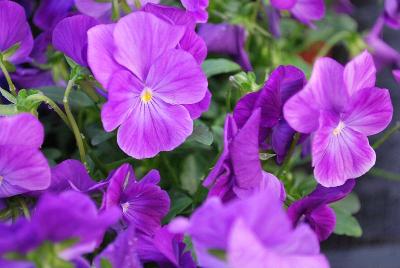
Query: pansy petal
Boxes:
[
  {"xmin": 272, "ymin": 121, "xmax": 297, "ymax": 164},
  {"xmin": 143, "ymin": 3, "xmax": 196, "ymax": 29},
  {"xmin": 343, "ymin": 50, "xmax": 376, "ymax": 95},
  {"xmin": 146, "ymin": 49, "xmax": 207, "ymax": 105},
  {"xmin": 87, "ymin": 24, "xmax": 121, "ymax": 88},
  {"xmin": 270, "ymin": 0, "xmax": 296, "ymax": 10},
  {"xmin": 312, "ymin": 112, "xmax": 376, "ymax": 187},
  {"xmin": 52, "ymin": 15, "xmax": 98, "ymax": 66},
  {"xmin": 180, "ymin": 0, "xmax": 209, "ymax": 23},
  {"xmin": 117, "ymin": 99, "xmax": 193, "ymax": 159},
  {"xmin": 141, "ymin": 170, "xmax": 161, "ymax": 184},
  {"xmin": 343, "ymin": 87, "xmax": 393, "ymax": 136},
  {"xmin": 101, "ymin": 71, "xmax": 143, "ymax": 132},
  {"xmin": 308, "ymin": 205, "xmax": 336, "ymax": 241},
  {"xmin": 33, "ymin": 0, "xmax": 74, "ymax": 30},
  {"xmin": 75, "ymin": 0, "xmax": 112, "ymax": 19},
  {"xmin": 113, "ymin": 12, "xmax": 185, "ymax": 80},
  {"xmin": 179, "ymin": 29, "xmax": 208, "ymax": 64},
  {"xmin": 184, "ymin": 90, "xmax": 211, "ymax": 119},
  {"xmin": 291, "ymin": 0, "xmax": 325, "ymax": 25},
  {"xmin": 0, "ymin": 113, "xmax": 44, "ymax": 147}
]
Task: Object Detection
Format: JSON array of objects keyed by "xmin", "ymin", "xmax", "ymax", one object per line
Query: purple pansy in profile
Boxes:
[
  {"xmin": 203, "ymin": 110, "xmax": 285, "ymax": 203},
  {"xmin": 284, "ymin": 51, "xmax": 393, "ymax": 187},
  {"xmin": 0, "ymin": 113, "xmax": 50, "ymax": 197},
  {"xmin": 180, "ymin": 0, "xmax": 209, "ymax": 23},
  {"xmin": 170, "ymin": 189, "xmax": 329, "ymax": 268},
  {"xmin": 0, "ymin": 1, "xmax": 33, "ymax": 64},
  {"xmin": 87, "ymin": 12, "xmax": 208, "ymax": 159},
  {"xmin": 102, "ymin": 164, "xmax": 170, "ymax": 235},
  {"xmin": 234, "ymin": 65, "xmax": 306, "ymax": 163},
  {"xmin": 0, "ymin": 191, "xmax": 120, "ymax": 261},
  {"xmin": 270, "ymin": 0, "xmax": 325, "ymax": 26},
  {"xmin": 288, "ymin": 179, "xmax": 355, "ymax": 241},
  {"xmin": 198, "ymin": 23, "xmax": 252, "ymax": 71},
  {"xmin": 52, "ymin": 15, "xmax": 99, "ymax": 67}
]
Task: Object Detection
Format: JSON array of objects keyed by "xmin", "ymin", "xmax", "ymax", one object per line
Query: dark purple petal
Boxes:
[
  {"xmin": 272, "ymin": 120, "xmax": 297, "ymax": 164},
  {"xmin": 384, "ymin": 0, "xmax": 400, "ymax": 29},
  {"xmin": 11, "ymin": 68, "xmax": 55, "ymax": 89},
  {"xmin": 33, "ymin": 0, "xmax": 74, "ymax": 30},
  {"xmin": 180, "ymin": 0, "xmax": 209, "ymax": 23}
]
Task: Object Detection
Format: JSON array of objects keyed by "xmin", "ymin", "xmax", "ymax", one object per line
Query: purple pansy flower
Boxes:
[
  {"xmin": 270, "ymin": 0, "xmax": 325, "ymax": 26},
  {"xmin": 0, "ymin": 191, "xmax": 120, "ymax": 261},
  {"xmin": 52, "ymin": 15, "xmax": 99, "ymax": 67},
  {"xmin": 233, "ymin": 65, "xmax": 307, "ymax": 163},
  {"xmin": 284, "ymin": 51, "xmax": 393, "ymax": 187},
  {"xmin": 0, "ymin": 113, "xmax": 50, "ymax": 197},
  {"xmin": 87, "ymin": 12, "xmax": 208, "ymax": 159},
  {"xmin": 0, "ymin": 1, "xmax": 33, "ymax": 64},
  {"xmin": 102, "ymin": 164, "xmax": 170, "ymax": 235},
  {"xmin": 33, "ymin": 0, "xmax": 74, "ymax": 31},
  {"xmin": 170, "ymin": 189, "xmax": 329, "ymax": 268},
  {"xmin": 204, "ymin": 110, "xmax": 285, "ymax": 202},
  {"xmin": 198, "ymin": 23, "xmax": 252, "ymax": 71},
  {"xmin": 180, "ymin": 0, "xmax": 209, "ymax": 23},
  {"xmin": 384, "ymin": 0, "xmax": 400, "ymax": 29},
  {"xmin": 288, "ymin": 179, "xmax": 355, "ymax": 241}
]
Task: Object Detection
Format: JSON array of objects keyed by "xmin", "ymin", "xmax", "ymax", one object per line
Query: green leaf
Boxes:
[
  {"xmin": 100, "ymin": 258, "xmax": 113, "ymax": 268},
  {"xmin": 330, "ymin": 193, "xmax": 361, "ymax": 215},
  {"xmin": 187, "ymin": 121, "xmax": 213, "ymax": 146},
  {"xmin": 0, "ymin": 87, "xmax": 17, "ymax": 103},
  {"xmin": 180, "ymin": 155, "xmax": 203, "ymax": 195},
  {"xmin": 333, "ymin": 208, "xmax": 362, "ymax": 237},
  {"xmin": 208, "ymin": 249, "xmax": 226, "ymax": 261},
  {"xmin": 37, "ymin": 86, "xmax": 93, "ymax": 108},
  {"xmin": 26, "ymin": 241, "xmax": 74, "ymax": 268},
  {"xmin": 259, "ymin": 153, "xmax": 276, "ymax": 161},
  {"xmin": 0, "ymin": 104, "xmax": 18, "ymax": 115},
  {"xmin": 202, "ymin": 59, "xmax": 241, "ymax": 78},
  {"xmin": 16, "ymin": 89, "xmax": 42, "ymax": 115},
  {"xmin": 164, "ymin": 195, "xmax": 192, "ymax": 222}
]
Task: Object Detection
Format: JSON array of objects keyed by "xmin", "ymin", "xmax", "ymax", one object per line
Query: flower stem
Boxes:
[
  {"xmin": 276, "ymin": 133, "xmax": 301, "ymax": 178},
  {"xmin": 372, "ymin": 122, "xmax": 400, "ymax": 149},
  {"xmin": 63, "ymin": 78, "xmax": 87, "ymax": 166},
  {"xmin": 0, "ymin": 58, "xmax": 16, "ymax": 96}
]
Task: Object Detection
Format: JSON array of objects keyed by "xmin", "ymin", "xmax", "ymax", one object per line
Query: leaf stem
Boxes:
[
  {"xmin": 372, "ymin": 122, "xmax": 400, "ymax": 149},
  {"xmin": 0, "ymin": 58, "xmax": 16, "ymax": 96},
  {"xmin": 276, "ymin": 133, "xmax": 301, "ymax": 178}
]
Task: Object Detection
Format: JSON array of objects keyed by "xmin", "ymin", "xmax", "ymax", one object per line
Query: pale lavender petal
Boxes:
[
  {"xmin": 291, "ymin": 0, "xmax": 325, "ymax": 25},
  {"xmin": 146, "ymin": 49, "xmax": 208, "ymax": 105},
  {"xmin": 142, "ymin": 3, "xmax": 196, "ymax": 29},
  {"xmin": 270, "ymin": 0, "xmax": 296, "ymax": 10},
  {"xmin": 312, "ymin": 111, "xmax": 376, "ymax": 187},
  {"xmin": 87, "ymin": 24, "xmax": 121, "ymax": 89},
  {"xmin": 343, "ymin": 50, "xmax": 376, "ymax": 95},
  {"xmin": 117, "ymin": 99, "xmax": 193, "ymax": 159},
  {"xmin": 0, "ymin": 1, "xmax": 33, "ymax": 64},
  {"xmin": 75, "ymin": 0, "xmax": 112, "ymax": 19},
  {"xmin": 101, "ymin": 71, "xmax": 143, "ymax": 132},
  {"xmin": 52, "ymin": 15, "xmax": 98, "ymax": 66},
  {"xmin": 384, "ymin": 0, "xmax": 400, "ymax": 29},
  {"xmin": 113, "ymin": 12, "xmax": 185, "ymax": 80},
  {"xmin": 33, "ymin": 0, "xmax": 74, "ymax": 30},
  {"xmin": 181, "ymin": 0, "xmax": 209, "ymax": 23},
  {"xmin": 261, "ymin": 171, "xmax": 286, "ymax": 201},
  {"xmin": 179, "ymin": 29, "xmax": 207, "ymax": 64},
  {"xmin": 184, "ymin": 90, "xmax": 211, "ymax": 119},
  {"xmin": 343, "ymin": 87, "xmax": 393, "ymax": 136}
]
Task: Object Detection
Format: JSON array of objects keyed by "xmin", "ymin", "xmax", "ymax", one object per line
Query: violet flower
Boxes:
[
  {"xmin": 0, "ymin": 113, "xmax": 50, "ymax": 197},
  {"xmin": 52, "ymin": 15, "xmax": 99, "ymax": 67},
  {"xmin": 87, "ymin": 12, "xmax": 208, "ymax": 159},
  {"xmin": 33, "ymin": 0, "xmax": 74, "ymax": 31},
  {"xmin": 384, "ymin": 0, "xmax": 400, "ymax": 29},
  {"xmin": 233, "ymin": 65, "xmax": 307, "ymax": 163},
  {"xmin": 393, "ymin": 69, "xmax": 400, "ymax": 83},
  {"xmin": 270, "ymin": 0, "xmax": 325, "ymax": 26},
  {"xmin": 203, "ymin": 110, "xmax": 285, "ymax": 202},
  {"xmin": 288, "ymin": 179, "xmax": 355, "ymax": 241},
  {"xmin": 0, "ymin": 191, "xmax": 120, "ymax": 261},
  {"xmin": 170, "ymin": 189, "xmax": 329, "ymax": 268},
  {"xmin": 198, "ymin": 23, "xmax": 253, "ymax": 71},
  {"xmin": 180, "ymin": 0, "xmax": 209, "ymax": 23},
  {"xmin": 284, "ymin": 51, "xmax": 393, "ymax": 187},
  {"xmin": 102, "ymin": 164, "xmax": 170, "ymax": 235},
  {"xmin": 0, "ymin": 1, "xmax": 33, "ymax": 64}
]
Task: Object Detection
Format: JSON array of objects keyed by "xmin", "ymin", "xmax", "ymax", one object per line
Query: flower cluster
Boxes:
[{"xmin": 0, "ymin": 0, "xmax": 397, "ymax": 267}]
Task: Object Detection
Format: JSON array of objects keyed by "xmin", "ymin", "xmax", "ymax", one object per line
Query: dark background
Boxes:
[{"xmin": 324, "ymin": 1, "xmax": 400, "ymax": 267}]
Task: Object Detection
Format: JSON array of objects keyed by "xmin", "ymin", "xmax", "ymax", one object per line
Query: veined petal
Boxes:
[
  {"xmin": 0, "ymin": 113, "xmax": 44, "ymax": 148},
  {"xmin": 117, "ymin": 99, "xmax": 193, "ymax": 159},
  {"xmin": 101, "ymin": 71, "xmax": 143, "ymax": 132},
  {"xmin": 179, "ymin": 29, "xmax": 207, "ymax": 64},
  {"xmin": 113, "ymin": 12, "xmax": 185, "ymax": 81},
  {"xmin": 312, "ymin": 112, "xmax": 376, "ymax": 187},
  {"xmin": 307, "ymin": 205, "xmax": 336, "ymax": 241},
  {"xmin": 343, "ymin": 50, "xmax": 376, "ymax": 95},
  {"xmin": 184, "ymin": 90, "xmax": 212, "ymax": 119},
  {"xmin": 87, "ymin": 24, "xmax": 121, "ymax": 88},
  {"xmin": 146, "ymin": 49, "xmax": 207, "ymax": 105},
  {"xmin": 343, "ymin": 87, "xmax": 393, "ymax": 136},
  {"xmin": 291, "ymin": 0, "xmax": 325, "ymax": 25},
  {"xmin": 75, "ymin": 0, "xmax": 112, "ymax": 19}
]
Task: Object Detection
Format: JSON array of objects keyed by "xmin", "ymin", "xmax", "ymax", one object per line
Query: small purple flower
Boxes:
[
  {"xmin": 384, "ymin": 0, "xmax": 400, "ymax": 29},
  {"xmin": 0, "ymin": 113, "xmax": 50, "ymax": 197},
  {"xmin": 170, "ymin": 189, "xmax": 329, "ymax": 268},
  {"xmin": 88, "ymin": 12, "xmax": 208, "ymax": 159},
  {"xmin": 288, "ymin": 179, "xmax": 355, "ymax": 241},
  {"xmin": 102, "ymin": 164, "xmax": 170, "ymax": 235},
  {"xmin": 204, "ymin": 110, "xmax": 285, "ymax": 202},
  {"xmin": 0, "ymin": 1, "xmax": 33, "ymax": 64},
  {"xmin": 52, "ymin": 15, "xmax": 99, "ymax": 67},
  {"xmin": 33, "ymin": 0, "xmax": 74, "ymax": 31},
  {"xmin": 270, "ymin": 0, "xmax": 325, "ymax": 26},
  {"xmin": 198, "ymin": 23, "xmax": 252, "ymax": 71},
  {"xmin": 233, "ymin": 65, "xmax": 306, "ymax": 163},
  {"xmin": 284, "ymin": 51, "xmax": 393, "ymax": 187},
  {"xmin": 180, "ymin": 0, "xmax": 209, "ymax": 23},
  {"xmin": 0, "ymin": 191, "xmax": 120, "ymax": 260}
]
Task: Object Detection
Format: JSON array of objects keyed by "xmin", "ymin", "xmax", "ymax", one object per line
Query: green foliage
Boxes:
[
  {"xmin": 331, "ymin": 194, "xmax": 363, "ymax": 237},
  {"xmin": 202, "ymin": 58, "xmax": 242, "ymax": 78}
]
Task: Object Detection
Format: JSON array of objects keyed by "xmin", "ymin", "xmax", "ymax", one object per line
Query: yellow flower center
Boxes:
[
  {"xmin": 141, "ymin": 88, "xmax": 153, "ymax": 103},
  {"xmin": 333, "ymin": 121, "xmax": 345, "ymax": 136}
]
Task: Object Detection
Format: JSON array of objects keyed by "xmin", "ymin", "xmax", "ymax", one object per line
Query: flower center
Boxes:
[
  {"xmin": 333, "ymin": 121, "xmax": 345, "ymax": 136},
  {"xmin": 141, "ymin": 88, "xmax": 153, "ymax": 103},
  {"xmin": 121, "ymin": 202, "xmax": 130, "ymax": 213}
]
